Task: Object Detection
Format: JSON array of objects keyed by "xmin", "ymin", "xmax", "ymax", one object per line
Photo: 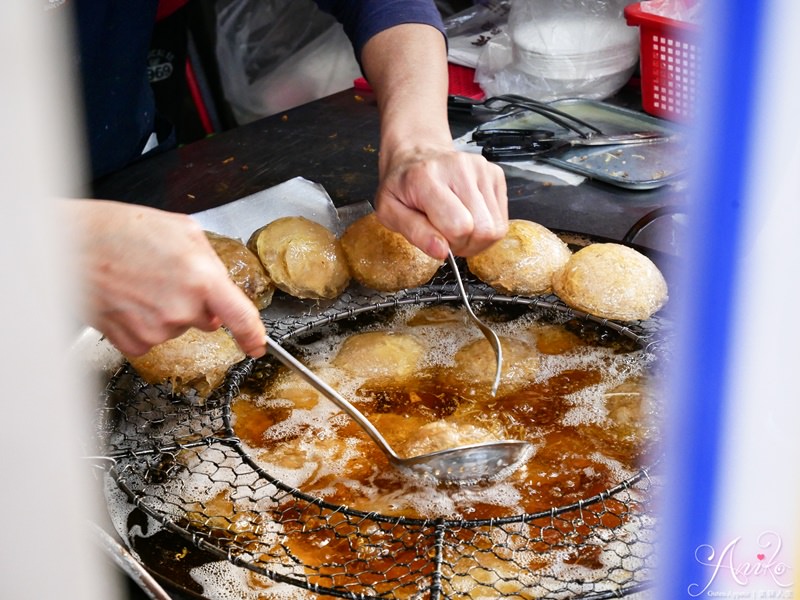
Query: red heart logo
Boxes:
[{"xmin": 757, "ymin": 553, "xmax": 765, "ymax": 561}]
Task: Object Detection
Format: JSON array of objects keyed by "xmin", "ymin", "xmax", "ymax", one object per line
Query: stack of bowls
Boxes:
[{"xmin": 510, "ymin": 13, "xmax": 640, "ymax": 100}]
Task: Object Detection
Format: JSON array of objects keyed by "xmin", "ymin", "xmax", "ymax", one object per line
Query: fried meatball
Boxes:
[
  {"xmin": 126, "ymin": 327, "xmax": 246, "ymax": 397},
  {"xmin": 552, "ymin": 243, "xmax": 668, "ymax": 321},
  {"xmin": 466, "ymin": 220, "xmax": 572, "ymax": 295},
  {"xmin": 445, "ymin": 336, "xmax": 539, "ymax": 397},
  {"xmin": 205, "ymin": 231, "xmax": 274, "ymax": 310},
  {"xmin": 332, "ymin": 331, "xmax": 424, "ymax": 383},
  {"xmin": 340, "ymin": 213, "xmax": 442, "ymax": 292},
  {"xmin": 247, "ymin": 216, "xmax": 350, "ymax": 300}
]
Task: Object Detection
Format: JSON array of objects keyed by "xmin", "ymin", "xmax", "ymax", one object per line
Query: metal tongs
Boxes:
[
  {"xmin": 473, "ymin": 128, "xmax": 671, "ymax": 161},
  {"xmin": 448, "ymin": 94, "xmax": 673, "ymax": 161},
  {"xmin": 448, "ymin": 94, "xmax": 606, "ymax": 135}
]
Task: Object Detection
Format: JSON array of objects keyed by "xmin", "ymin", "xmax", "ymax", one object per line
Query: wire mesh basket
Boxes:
[{"xmin": 93, "ymin": 254, "xmax": 670, "ymax": 599}]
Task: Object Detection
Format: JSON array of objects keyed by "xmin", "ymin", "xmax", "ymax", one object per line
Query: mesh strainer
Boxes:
[{"xmin": 93, "ymin": 254, "xmax": 669, "ymax": 599}]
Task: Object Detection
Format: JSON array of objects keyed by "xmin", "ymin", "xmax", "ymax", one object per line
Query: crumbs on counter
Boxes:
[
  {"xmin": 187, "ymin": 193, "xmax": 196, "ymax": 199},
  {"xmin": 222, "ymin": 156, "xmax": 235, "ymax": 165},
  {"xmin": 354, "ymin": 95, "xmax": 364, "ymax": 102},
  {"xmin": 363, "ymin": 144, "xmax": 376, "ymax": 153},
  {"xmin": 281, "ymin": 114, "xmax": 288, "ymax": 121},
  {"xmin": 241, "ymin": 164, "xmax": 249, "ymax": 172}
]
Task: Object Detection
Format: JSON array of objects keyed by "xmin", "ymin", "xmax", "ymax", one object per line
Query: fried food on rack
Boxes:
[
  {"xmin": 552, "ymin": 243, "xmax": 668, "ymax": 321},
  {"xmin": 247, "ymin": 216, "xmax": 350, "ymax": 300},
  {"xmin": 205, "ymin": 231, "xmax": 275, "ymax": 310},
  {"xmin": 126, "ymin": 327, "xmax": 246, "ymax": 397},
  {"xmin": 466, "ymin": 219, "xmax": 572, "ymax": 295},
  {"xmin": 341, "ymin": 212, "xmax": 442, "ymax": 292}
]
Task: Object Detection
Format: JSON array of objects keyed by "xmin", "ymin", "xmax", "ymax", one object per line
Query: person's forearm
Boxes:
[
  {"xmin": 361, "ymin": 23, "xmax": 453, "ymax": 170},
  {"xmin": 357, "ymin": 22, "xmax": 508, "ymax": 260}
]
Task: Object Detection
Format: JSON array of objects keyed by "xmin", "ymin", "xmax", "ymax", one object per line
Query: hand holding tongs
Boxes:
[{"xmin": 448, "ymin": 94, "xmax": 673, "ymax": 161}]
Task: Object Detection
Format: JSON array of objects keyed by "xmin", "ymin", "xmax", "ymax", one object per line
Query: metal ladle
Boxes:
[
  {"xmin": 446, "ymin": 249, "xmax": 503, "ymax": 396},
  {"xmin": 265, "ymin": 337, "xmax": 532, "ymax": 484}
]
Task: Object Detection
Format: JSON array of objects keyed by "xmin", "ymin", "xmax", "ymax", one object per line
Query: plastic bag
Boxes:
[
  {"xmin": 475, "ymin": 0, "xmax": 639, "ymax": 101},
  {"xmin": 640, "ymin": 0, "xmax": 702, "ymax": 24},
  {"xmin": 443, "ymin": 1, "xmax": 511, "ymax": 68},
  {"xmin": 215, "ymin": 0, "xmax": 361, "ymax": 124}
]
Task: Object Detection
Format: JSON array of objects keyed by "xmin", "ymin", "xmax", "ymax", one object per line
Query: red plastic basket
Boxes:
[{"xmin": 625, "ymin": 2, "xmax": 701, "ymax": 122}]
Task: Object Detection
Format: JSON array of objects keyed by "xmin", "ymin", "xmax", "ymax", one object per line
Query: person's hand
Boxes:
[
  {"xmin": 66, "ymin": 200, "xmax": 266, "ymax": 358},
  {"xmin": 360, "ymin": 23, "xmax": 509, "ymax": 261},
  {"xmin": 374, "ymin": 142, "xmax": 508, "ymax": 260}
]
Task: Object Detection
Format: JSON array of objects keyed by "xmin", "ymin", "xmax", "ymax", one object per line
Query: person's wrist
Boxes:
[{"xmin": 379, "ymin": 136, "xmax": 454, "ymax": 169}]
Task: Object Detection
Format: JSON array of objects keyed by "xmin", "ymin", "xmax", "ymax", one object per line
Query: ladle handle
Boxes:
[
  {"xmin": 265, "ymin": 337, "xmax": 401, "ymax": 462},
  {"xmin": 91, "ymin": 523, "xmax": 172, "ymax": 600},
  {"xmin": 447, "ymin": 250, "xmax": 503, "ymax": 396}
]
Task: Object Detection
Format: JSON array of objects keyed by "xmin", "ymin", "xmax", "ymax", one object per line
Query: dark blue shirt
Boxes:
[
  {"xmin": 313, "ymin": 0, "xmax": 444, "ymax": 57},
  {"xmin": 69, "ymin": 0, "xmax": 444, "ymax": 180}
]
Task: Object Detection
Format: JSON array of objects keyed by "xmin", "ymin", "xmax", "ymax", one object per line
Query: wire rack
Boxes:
[{"xmin": 93, "ymin": 259, "xmax": 670, "ymax": 599}]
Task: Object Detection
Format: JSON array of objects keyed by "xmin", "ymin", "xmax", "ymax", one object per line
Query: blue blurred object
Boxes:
[{"xmin": 657, "ymin": 0, "xmax": 800, "ymax": 597}]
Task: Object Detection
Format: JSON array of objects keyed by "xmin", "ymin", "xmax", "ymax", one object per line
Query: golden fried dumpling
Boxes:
[
  {"xmin": 332, "ymin": 331, "xmax": 424, "ymax": 383},
  {"xmin": 269, "ymin": 365, "xmax": 346, "ymax": 411},
  {"xmin": 552, "ymin": 243, "xmax": 668, "ymax": 321},
  {"xmin": 340, "ymin": 213, "xmax": 442, "ymax": 292},
  {"xmin": 466, "ymin": 219, "xmax": 572, "ymax": 295},
  {"xmin": 247, "ymin": 216, "xmax": 350, "ymax": 300},
  {"xmin": 205, "ymin": 231, "xmax": 274, "ymax": 310},
  {"xmin": 126, "ymin": 327, "xmax": 246, "ymax": 397},
  {"xmin": 446, "ymin": 336, "xmax": 539, "ymax": 397},
  {"xmin": 530, "ymin": 323, "xmax": 584, "ymax": 355}
]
